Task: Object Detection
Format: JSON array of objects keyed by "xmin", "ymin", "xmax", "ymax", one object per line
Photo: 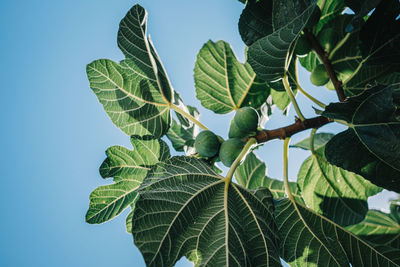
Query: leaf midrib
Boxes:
[
  {"xmin": 148, "ymin": 179, "xmax": 225, "ymax": 265},
  {"xmin": 88, "ymin": 64, "xmax": 169, "ymax": 107}
]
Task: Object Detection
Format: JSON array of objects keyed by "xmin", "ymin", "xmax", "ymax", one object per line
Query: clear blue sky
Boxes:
[{"xmin": 0, "ymin": 1, "xmax": 396, "ymax": 266}]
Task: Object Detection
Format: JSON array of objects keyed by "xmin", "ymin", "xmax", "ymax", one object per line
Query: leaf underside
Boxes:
[{"xmin": 132, "ymin": 157, "xmax": 281, "ymax": 267}]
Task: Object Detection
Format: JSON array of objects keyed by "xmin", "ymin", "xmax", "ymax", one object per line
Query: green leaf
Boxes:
[
  {"xmin": 323, "ymin": 85, "xmax": 400, "ymax": 192},
  {"xmin": 132, "ymin": 156, "xmax": 281, "ymax": 266},
  {"xmin": 270, "ymin": 87, "xmax": 298, "ymax": 114},
  {"xmin": 390, "ymin": 196, "xmax": 400, "ymax": 224},
  {"xmin": 344, "ymin": 65, "xmax": 395, "ymax": 96},
  {"xmin": 346, "ymin": 210, "xmax": 400, "ymax": 249},
  {"xmin": 248, "ymin": 3, "xmax": 319, "ymax": 83},
  {"xmin": 298, "ymin": 145, "xmax": 382, "ymax": 226},
  {"xmin": 117, "ymin": 4, "xmax": 173, "ymax": 102},
  {"xmin": 301, "ymin": 14, "xmax": 363, "ymax": 82},
  {"xmin": 344, "ymin": 0, "xmax": 380, "ymax": 30},
  {"xmin": 272, "ymin": 0, "xmax": 315, "ymax": 31},
  {"xmin": 166, "ymin": 102, "xmax": 199, "ymax": 153},
  {"xmin": 316, "ymin": 0, "xmax": 345, "ymax": 32},
  {"xmin": 126, "ymin": 204, "xmax": 134, "ymax": 233},
  {"xmin": 87, "ymin": 4, "xmax": 174, "ymax": 138},
  {"xmin": 359, "ymin": 0, "xmax": 400, "ymax": 67},
  {"xmin": 86, "ymin": 138, "xmax": 170, "ymax": 224},
  {"xmin": 238, "ymin": 0, "xmax": 273, "ymax": 46},
  {"xmin": 276, "ymin": 198, "xmax": 400, "ymax": 266},
  {"xmin": 239, "ymin": 76, "xmax": 272, "ymax": 112},
  {"xmin": 292, "ymin": 132, "xmax": 334, "ymax": 150},
  {"xmin": 235, "ymin": 152, "xmax": 301, "ymax": 199},
  {"xmin": 194, "ymin": 40, "xmax": 269, "ymax": 114}
]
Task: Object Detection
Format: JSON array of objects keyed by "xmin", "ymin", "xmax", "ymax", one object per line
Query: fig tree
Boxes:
[
  {"xmin": 219, "ymin": 138, "xmax": 245, "ymax": 167},
  {"xmin": 194, "ymin": 130, "xmax": 221, "ymax": 157},
  {"xmin": 310, "ymin": 64, "xmax": 329, "ymax": 86}
]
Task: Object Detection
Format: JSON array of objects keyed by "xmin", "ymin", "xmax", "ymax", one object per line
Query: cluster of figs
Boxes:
[{"xmin": 194, "ymin": 107, "xmax": 259, "ymax": 167}]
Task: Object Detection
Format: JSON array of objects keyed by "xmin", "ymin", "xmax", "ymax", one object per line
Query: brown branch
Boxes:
[
  {"xmin": 304, "ymin": 29, "xmax": 346, "ymax": 102},
  {"xmin": 253, "ymin": 116, "xmax": 332, "ymax": 143}
]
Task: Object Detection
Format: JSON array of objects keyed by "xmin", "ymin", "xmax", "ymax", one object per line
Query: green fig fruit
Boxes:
[
  {"xmin": 233, "ymin": 107, "xmax": 259, "ymax": 133},
  {"xmin": 195, "ymin": 130, "xmax": 221, "ymax": 157},
  {"xmin": 310, "ymin": 64, "xmax": 330, "ymax": 86},
  {"xmin": 219, "ymin": 138, "xmax": 245, "ymax": 167}
]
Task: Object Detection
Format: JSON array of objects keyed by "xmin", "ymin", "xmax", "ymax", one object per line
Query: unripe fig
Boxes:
[
  {"xmin": 317, "ymin": 27, "xmax": 337, "ymax": 53},
  {"xmin": 310, "ymin": 64, "xmax": 329, "ymax": 86},
  {"xmin": 295, "ymin": 35, "xmax": 311, "ymax": 56},
  {"xmin": 219, "ymin": 138, "xmax": 245, "ymax": 167},
  {"xmin": 195, "ymin": 130, "xmax": 221, "ymax": 157},
  {"xmin": 233, "ymin": 107, "xmax": 259, "ymax": 133},
  {"xmin": 228, "ymin": 120, "xmax": 247, "ymax": 138}
]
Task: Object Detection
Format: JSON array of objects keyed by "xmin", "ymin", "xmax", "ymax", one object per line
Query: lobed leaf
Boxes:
[
  {"xmin": 194, "ymin": 40, "xmax": 270, "ymax": 114},
  {"xmin": 323, "ymin": 84, "xmax": 400, "ymax": 192},
  {"xmin": 235, "ymin": 152, "xmax": 301, "ymax": 199},
  {"xmin": 87, "ymin": 4, "xmax": 174, "ymax": 138},
  {"xmin": 86, "ymin": 138, "xmax": 170, "ymax": 224},
  {"xmin": 276, "ymin": 198, "xmax": 400, "ymax": 266},
  {"xmin": 346, "ymin": 210, "xmax": 400, "ymax": 249},
  {"xmin": 166, "ymin": 99, "xmax": 199, "ymax": 153},
  {"xmin": 248, "ymin": 3, "xmax": 319, "ymax": 83},
  {"xmin": 359, "ymin": 0, "xmax": 400, "ymax": 67},
  {"xmin": 291, "ymin": 132, "xmax": 334, "ymax": 150},
  {"xmin": 315, "ymin": 0, "xmax": 345, "ymax": 32},
  {"xmin": 298, "ymin": 145, "xmax": 382, "ymax": 226},
  {"xmin": 132, "ymin": 156, "xmax": 281, "ymax": 266},
  {"xmin": 239, "ymin": 0, "xmax": 273, "ymax": 46}
]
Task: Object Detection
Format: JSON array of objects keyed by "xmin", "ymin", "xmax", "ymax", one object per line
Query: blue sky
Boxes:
[{"xmin": 0, "ymin": 0, "xmax": 396, "ymax": 266}]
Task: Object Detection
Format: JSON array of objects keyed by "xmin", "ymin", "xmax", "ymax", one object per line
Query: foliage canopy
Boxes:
[{"xmin": 86, "ymin": 1, "xmax": 400, "ymax": 266}]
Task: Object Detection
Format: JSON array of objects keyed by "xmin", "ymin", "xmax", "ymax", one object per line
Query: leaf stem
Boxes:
[
  {"xmin": 283, "ymin": 137, "xmax": 294, "ymax": 200},
  {"xmin": 310, "ymin": 128, "xmax": 317, "ymax": 154},
  {"xmin": 297, "ymin": 85, "xmax": 326, "ymax": 109},
  {"xmin": 171, "ymin": 104, "xmax": 209, "ymax": 131},
  {"xmin": 328, "ymin": 32, "xmax": 351, "ymax": 60},
  {"xmin": 225, "ymin": 138, "xmax": 257, "ymax": 183},
  {"xmin": 291, "ymin": 63, "xmax": 326, "ymax": 109},
  {"xmin": 283, "ymin": 75, "xmax": 306, "ymax": 121}
]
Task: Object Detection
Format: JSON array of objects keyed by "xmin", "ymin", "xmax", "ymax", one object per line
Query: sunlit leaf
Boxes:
[
  {"xmin": 291, "ymin": 132, "xmax": 334, "ymax": 150},
  {"xmin": 298, "ymin": 145, "xmax": 382, "ymax": 226},
  {"xmin": 316, "ymin": 0, "xmax": 345, "ymax": 32},
  {"xmin": 87, "ymin": 4, "xmax": 174, "ymax": 138},
  {"xmin": 166, "ymin": 98, "xmax": 199, "ymax": 153},
  {"xmin": 132, "ymin": 156, "xmax": 281, "ymax": 266},
  {"xmin": 346, "ymin": 210, "xmax": 400, "ymax": 249},
  {"xmin": 235, "ymin": 152, "xmax": 301, "ymax": 199},
  {"xmin": 86, "ymin": 138, "xmax": 170, "ymax": 224},
  {"xmin": 276, "ymin": 198, "xmax": 400, "ymax": 266},
  {"xmin": 194, "ymin": 40, "xmax": 270, "ymax": 114}
]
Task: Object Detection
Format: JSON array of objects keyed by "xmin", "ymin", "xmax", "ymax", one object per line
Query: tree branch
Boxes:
[
  {"xmin": 304, "ymin": 29, "xmax": 346, "ymax": 102},
  {"xmin": 253, "ymin": 116, "xmax": 332, "ymax": 143}
]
